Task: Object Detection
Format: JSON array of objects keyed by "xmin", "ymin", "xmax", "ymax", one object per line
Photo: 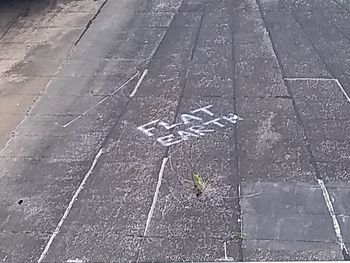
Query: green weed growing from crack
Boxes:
[
  {"xmin": 193, "ymin": 173, "xmax": 206, "ymax": 196},
  {"xmin": 229, "ymin": 232, "xmax": 246, "ymax": 242}
]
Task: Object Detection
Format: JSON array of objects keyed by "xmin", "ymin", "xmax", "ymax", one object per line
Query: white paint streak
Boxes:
[
  {"xmin": 67, "ymin": 260, "xmax": 83, "ymax": 263},
  {"xmin": 62, "ymin": 71, "xmax": 140, "ymax": 127},
  {"xmin": 317, "ymin": 179, "xmax": 348, "ymax": 254},
  {"xmin": 62, "ymin": 97, "xmax": 109, "ymax": 127},
  {"xmin": 130, "ymin": 69, "xmax": 148, "ymax": 98},
  {"xmin": 143, "ymin": 157, "xmax": 168, "ymax": 236},
  {"xmin": 110, "ymin": 71, "xmax": 140, "ymax": 96},
  {"xmin": 335, "ymin": 79, "xmax": 350, "ymax": 103},
  {"xmin": 284, "ymin": 77, "xmax": 336, "ymax": 81},
  {"xmin": 284, "ymin": 77, "xmax": 350, "ymax": 104},
  {"xmin": 37, "ymin": 149, "xmax": 104, "ymax": 263},
  {"xmin": 224, "ymin": 241, "xmax": 228, "ymax": 260}
]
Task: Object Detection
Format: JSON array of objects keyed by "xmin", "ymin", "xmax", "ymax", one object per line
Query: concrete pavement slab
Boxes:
[
  {"xmin": 1, "ymin": 0, "xmax": 350, "ymax": 261},
  {"xmin": 0, "ymin": 158, "xmax": 90, "ymax": 262},
  {"xmin": 288, "ymin": 80, "xmax": 350, "ymax": 119},
  {"xmin": 257, "ymin": 4, "xmax": 330, "ymax": 78},
  {"xmin": 241, "ymin": 182, "xmax": 344, "ymax": 260}
]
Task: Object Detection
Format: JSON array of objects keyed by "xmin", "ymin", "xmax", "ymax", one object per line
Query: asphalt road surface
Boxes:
[{"xmin": 1, "ymin": 0, "xmax": 350, "ymax": 262}]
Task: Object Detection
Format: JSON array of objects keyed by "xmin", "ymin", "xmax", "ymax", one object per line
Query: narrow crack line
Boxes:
[
  {"xmin": 74, "ymin": 0, "xmax": 109, "ymax": 46},
  {"xmin": 143, "ymin": 157, "xmax": 169, "ymax": 237},
  {"xmin": 257, "ymin": 0, "xmax": 350, "ymax": 258},
  {"xmin": 0, "ymin": 12, "xmax": 22, "ymax": 41},
  {"xmin": 228, "ymin": 1, "xmax": 243, "ymax": 261},
  {"xmin": 189, "ymin": 3, "xmax": 206, "ymax": 61},
  {"xmin": 317, "ymin": 178, "xmax": 349, "ymax": 254},
  {"xmin": 171, "ymin": 2, "xmax": 207, "ymax": 128},
  {"xmin": 37, "ymin": 148, "xmax": 104, "ymax": 263}
]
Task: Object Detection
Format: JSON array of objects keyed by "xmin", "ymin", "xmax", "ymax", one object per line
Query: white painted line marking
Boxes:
[
  {"xmin": 224, "ymin": 241, "xmax": 228, "ymax": 260},
  {"xmin": 216, "ymin": 241, "xmax": 235, "ymax": 262},
  {"xmin": 317, "ymin": 179, "xmax": 348, "ymax": 254},
  {"xmin": 62, "ymin": 97, "xmax": 109, "ymax": 128},
  {"xmin": 143, "ymin": 157, "xmax": 168, "ymax": 236},
  {"xmin": 67, "ymin": 260, "xmax": 83, "ymax": 263},
  {"xmin": 335, "ymin": 79, "xmax": 350, "ymax": 103},
  {"xmin": 284, "ymin": 77, "xmax": 350, "ymax": 104},
  {"xmin": 109, "ymin": 71, "xmax": 141, "ymax": 96},
  {"xmin": 37, "ymin": 149, "xmax": 104, "ymax": 263},
  {"xmin": 62, "ymin": 71, "xmax": 140, "ymax": 127},
  {"xmin": 130, "ymin": 69, "xmax": 148, "ymax": 98},
  {"xmin": 284, "ymin": 77, "xmax": 336, "ymax": 81}
]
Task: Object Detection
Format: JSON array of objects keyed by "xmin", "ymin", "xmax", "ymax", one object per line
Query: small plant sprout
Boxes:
[
  {"xmin": 193, "ymin": 173, "xmax": 207, "ymax": 196},
  {"xmin": 230, "ymin": 232, "xmax": 245, "ymax": 242}
]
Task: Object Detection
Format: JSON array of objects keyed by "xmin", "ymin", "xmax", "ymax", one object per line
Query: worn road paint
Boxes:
[
  {"xmin": 66, "ymin": 260, "xmax": 83, "ymax": 263},
  {"xmin": 335, "ymin": 79, "xmax": 350, "ymax": 103},
  {"xmin": 62, "ymin": 71, "xmax": 140, "ymax": 128},
  {"xmin": 130, "ymin": 69, "xmax": 148, "ymax": 98},
  {"xmin": 37, "ymin": 148, "xmax": 104, "ymax": 263},
  {"xmin": 215, "ymin": 241, "xmax": 235, "ymax": 262},
  {"xmin": 317, "ymin": 179, "xmax": 349, "ymax": 254},
  {"xmin": 62, "ymin": 97, "xmax": 109, "ymax": 128},
  {"xmin": 137, "ymin": 105, "xmax": 243, "ymax": 147},
  {"xmin": 143, "ymin": 157, "xmax": 168, "ymax": 236},
  {"xmin": 284, "ymin": 77, "xmax": 336, "ymax": 81}
]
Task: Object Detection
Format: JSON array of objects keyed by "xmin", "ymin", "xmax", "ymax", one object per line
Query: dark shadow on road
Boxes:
[{"xmin": 0, "ymin": 0, "xmax": 61, "ymax": 16}]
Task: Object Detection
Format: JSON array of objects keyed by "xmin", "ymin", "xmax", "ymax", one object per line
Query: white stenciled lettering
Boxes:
[
  {"xmin": 178, "ymin": 130, "xmax": 200, "ymax": 140},
  {"xmin": 137, "ymin": 104, "xmax": 244, "ymax": 147},
  {"xmin": 203, "ymin": 118, "xmax": 225, "ymax": 127},
  {"xmin": 189, "ymin": 125, "xmax": 214, "ymax": 136},
  {"xmin": 158, "ymin": 121, "xmax": 182, "ymax": 130},
  {"xmin": 157, "ymin": 134, "xmax": 182, "ymax": 147},
  {"xmin": 180, "ymin": 114, "xmax": 202, "ymax": 124},
  {"xmin": 137, "ymin": 119, "xmax": 159, "ymax": 136},
  {"xmin": 222, "ymin": 114, "xmax": 243, "ymax": 124},
  {"xmin": 191, "ymin": 105, "xmax": 214, "ymax": 116}
]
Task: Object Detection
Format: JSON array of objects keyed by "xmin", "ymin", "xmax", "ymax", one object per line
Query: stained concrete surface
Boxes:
[{"xmin": 0, "ymin": 0, "xmax": 350, "ymax": 262}]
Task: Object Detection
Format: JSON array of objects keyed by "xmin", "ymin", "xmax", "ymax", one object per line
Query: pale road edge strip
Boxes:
[
  {"xmin": 143, "ymin": 157, "xmax": 168, "ymax": 236},
  {"xmin": 317, "ymin": 179, "xmax": 348, "ymax": 254},
  {"xmin": 253, "ymin": 0, "xmax": 349, "ymax": 254},
  {"xmin": 0, "ymin": 60, "xmax": 67, "ymax": 156},
  {"xmin": 130, "ymin": 69, "xmax": 148, "ymax": 98},
  {"xmin": 37, "ymin": 148, "xmax": 104, "ymax": 263},
  {"xmin": 62, "ymin": 71, "xmax": 140, "ymax": 128}
]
